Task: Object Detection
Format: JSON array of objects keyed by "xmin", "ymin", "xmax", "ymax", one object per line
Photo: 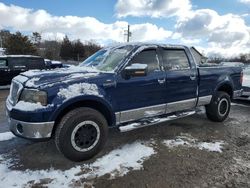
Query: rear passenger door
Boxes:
[
  {"xmin": 0, "ymin": 58, "xmax": 9, "ymax": 85},
  {"xmin": 161, "ymin": 48, "xmax": 198, "ymax": 113}
]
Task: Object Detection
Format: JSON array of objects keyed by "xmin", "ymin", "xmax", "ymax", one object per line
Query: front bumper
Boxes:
[
  {"xmin": 9, "ymin": 117, "xmax": 54, "ymax": 139},
  {"xmin": 233, "ymin": 89, "xmax": 243, "ymax": 99}
]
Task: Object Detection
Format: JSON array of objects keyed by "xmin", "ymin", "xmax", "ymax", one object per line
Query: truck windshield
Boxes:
[{"xmin": 79, "ymin": 46, "xmax": 133, "ymax": 72}]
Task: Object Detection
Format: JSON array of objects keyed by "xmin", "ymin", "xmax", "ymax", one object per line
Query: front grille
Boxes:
[{"xmin": 9, "ymin": 80, "xmax": 23, "ymax": 105}]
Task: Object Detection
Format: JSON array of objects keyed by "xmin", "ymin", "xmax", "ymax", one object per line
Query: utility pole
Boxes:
[{"xmin": 124, "ymin": 25, "xmax": 132, "ymax": 42}]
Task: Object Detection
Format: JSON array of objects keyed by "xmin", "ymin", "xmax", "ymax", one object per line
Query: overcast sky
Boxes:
[{"xmin": 0, "ymin": 0, "xmax": 250, "ymax": 57}]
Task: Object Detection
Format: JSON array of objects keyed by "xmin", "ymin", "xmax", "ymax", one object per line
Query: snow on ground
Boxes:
[
  {"xmin": 58, "ymin": 83, "xmax": 102, "ymax": 100},
  {"xmin": 13, "ymin": 101, "xmax": 53, "ymax": 111},
  {"xmin": 163, "ymin": 134, "xmax": 225, "ymax": 153},
  {"xmin": 0, "ymin": 132, "xmax": 15, "ymax": 141},
  {"xmin": 231, "ymin": 103, "xmax": 250, "ymax": 108},
  {"xmin": 0, "ymin": 141, "xmax": 155, "ymax": 188}
]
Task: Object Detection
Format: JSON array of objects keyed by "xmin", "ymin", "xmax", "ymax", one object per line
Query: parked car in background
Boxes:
[
  {"xmin": 0, "ymin": 55, "xmax": 46, "ymax": 85},
  {"xmin": 44, "ymin": 59, "xmax": 63, "ymax": 69},
  {"xmin": 220, "ymin": 62, "xmax": 245, "ymax": 67},
  {"xmin": 6, "ymin": 43, "xmax": 243, "ymax": 161}
]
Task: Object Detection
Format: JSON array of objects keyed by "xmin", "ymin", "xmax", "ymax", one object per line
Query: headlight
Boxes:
[{"xmin": 19, "ymin": 89, "xmax": 47, "ymax": 106}]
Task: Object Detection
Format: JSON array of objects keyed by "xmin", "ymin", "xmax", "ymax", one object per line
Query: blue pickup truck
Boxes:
[{"xmin": 6, "ymin": 44, "xmax": 243, "ymax": 161}]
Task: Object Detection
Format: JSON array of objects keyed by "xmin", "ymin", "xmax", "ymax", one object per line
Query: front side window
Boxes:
[
  {"xmin": 128, "ymin": 50, "xmax": 159, "ymax": 73},
  {"xmin": 163, "ymin": 49, "xmax": 190, "ymax": 71},
  {"xmin": 0, "ymin": 59, "xmax": 7, "ymax": 68}
]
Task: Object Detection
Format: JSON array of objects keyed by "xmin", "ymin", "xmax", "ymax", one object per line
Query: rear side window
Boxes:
[
  {"xmin": 0, "ymin": 59, "xmax": 7, "ymax": 68},
  {"xmin": 9, "ymin": 58, "xmax": 27, "ymax": 69},
  {"xmin": 27, "ymin": 58, "xmax": 45, "ymax": 69},
  {"xmin": 162, "ymin": 49, "xmax": 190, "ymax": 70},
  {"xmin": 129, "ymin": 50, "xmax": 159, "ymax": 73}
]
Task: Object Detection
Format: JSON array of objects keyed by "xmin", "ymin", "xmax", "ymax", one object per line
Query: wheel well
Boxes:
[
  {"xmin": 52, "ymin": 100, "xmax": 114, "ymax": 136},
  {"xmin": 217, "ymin": 84, "xmax": 233, "ymax": 99}
]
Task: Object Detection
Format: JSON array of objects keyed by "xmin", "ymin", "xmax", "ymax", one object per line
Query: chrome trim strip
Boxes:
[
  {"xmin": 9, "ymin": 118, "xmax": 54, "ymax": 139},
  {"xmin": 197, "ymin": 95, "xmax": 212, "ymax": 106},
  {"xmin": 166, "ymin": 98, "xmax": 196, "ymax": 114},
  {"xmin": 117, "ymin": 98, "xmax": 197, "ymax": 124},
  {"xmin": 120, "ymin": 104, "xmax": 166, "ymax": 123},
  {"xmin": 233, "ymin": 89, "xmax": 243, "ymax": 99}
]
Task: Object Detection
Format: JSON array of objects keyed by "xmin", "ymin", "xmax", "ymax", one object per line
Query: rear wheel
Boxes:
[
  {"xmin": 205, "ymin": 91, "xmax": 231, "ymax": 122},
  {"xmin": 55, "ymin": 107, "xmax": 108, "ymax": 162}
]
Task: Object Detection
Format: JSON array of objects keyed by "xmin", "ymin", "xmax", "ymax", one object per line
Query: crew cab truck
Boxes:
[{"xmin": 6, "ymin": 44, "xmax": 243, "ymax": 161}]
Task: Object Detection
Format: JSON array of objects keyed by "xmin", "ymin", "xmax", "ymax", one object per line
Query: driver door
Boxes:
[{"xmin": 114, "ymin": 48, "xmax": 166, "ymax": 123}]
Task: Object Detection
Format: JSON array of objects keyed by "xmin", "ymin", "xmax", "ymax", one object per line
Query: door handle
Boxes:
[
  {"xmin": 158, "ymin": 78, "xmax": 166, "ymax": 84},
  {"xmin": 190, "ymin": 75, "xmax": 196, "ymax": 80}
]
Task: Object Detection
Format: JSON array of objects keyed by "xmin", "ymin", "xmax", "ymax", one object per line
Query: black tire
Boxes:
[
  {"xmin": 55, "ymin": 107, "xmax": 108, "ymax": 162},
  {"xmin": 205, "ymin": 91, "xmax": 231, "ymax": 122}
]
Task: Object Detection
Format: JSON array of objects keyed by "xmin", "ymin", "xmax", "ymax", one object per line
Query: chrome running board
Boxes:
[{"xmin": 119, "ymin": 110, "xmax": 196, "ymax": 132}]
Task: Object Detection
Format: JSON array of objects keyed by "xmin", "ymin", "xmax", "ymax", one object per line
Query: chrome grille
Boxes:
[{"xmin": 9, "ymin": 80, "xmax": 23, "ymax": 105}]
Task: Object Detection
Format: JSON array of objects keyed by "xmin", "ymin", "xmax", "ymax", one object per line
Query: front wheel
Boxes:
[
  {"xmin": 55, "ymin": 107, "xmax": 108, "ymax": 162},
  {"xmin": 205, "ymin": 91, "xmax": 231, "ymax": 122}
]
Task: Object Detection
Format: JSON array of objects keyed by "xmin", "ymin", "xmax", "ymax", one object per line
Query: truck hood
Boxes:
[{"xmin": 15, "ymin": 66, "xmax": 107, "ymax": 88}]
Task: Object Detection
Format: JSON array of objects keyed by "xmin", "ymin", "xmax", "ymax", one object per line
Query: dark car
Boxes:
[
  {"xmin": 0, "ymin": 55, "xmax": 46, "ymax": 85},
  {"xmin": 6, "ymin": 43, "xmax": 243, "ymax": 161}
]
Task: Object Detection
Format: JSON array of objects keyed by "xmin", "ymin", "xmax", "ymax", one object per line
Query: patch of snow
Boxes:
[
  {"xmin": 13, "ymin": 101, "xmax": 53, "ymax": 111},
  {"xmin": 22, "ymin": 66, "xmax": 100, "ymax": 77},
  {"xmin": 0, "ymin": 132, "xmax": 15, "ymax": 142},
  {"xmin": 0, "ymin": 141, "xmax": 155, "ymax": 188},
  {"xmin": 58, "ymin": 83, "xmax": 102, "ymax": 100},
  {"xmin": 231, "ymin": 103, "xmax": 250, "ymax": 108},
  {"xmin": 163, "ymin": 134, "xmax": 225, "ymax": 153},
  {"xmin": 25, "ymin": 77, "xmax": 40, "ymax": 87},
  {"xmin": 69, "ymin": 72, "xmax": 99, "ymax": 79},
  {"xmin": 13, "ymin": 75, "xmax": 28, "ymax": 83}
]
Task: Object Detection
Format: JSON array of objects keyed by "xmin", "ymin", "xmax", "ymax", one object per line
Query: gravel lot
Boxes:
[{"xmin": 0, "ymin": 88, "xmax": 249, "ymax": 188}]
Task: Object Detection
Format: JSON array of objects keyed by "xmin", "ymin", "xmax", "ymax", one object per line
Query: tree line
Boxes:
[{"xmin": 0, "ymin": 30, "xmax": 101, "ymax": 62}]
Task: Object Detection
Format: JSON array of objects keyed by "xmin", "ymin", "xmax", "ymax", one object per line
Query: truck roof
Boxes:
[{"xmin": 106, "ymin": 42, "xmax": 188, "ymax": 49}]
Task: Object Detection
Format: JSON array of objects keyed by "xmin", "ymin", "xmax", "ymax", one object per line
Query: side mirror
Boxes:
[
  {"xmin": 124, "ymin": 63, "xmax": 148, "ymax": 78},
  {"xmin": 201, "ymin": 57, "xmax": 207, "ymax": 64}
]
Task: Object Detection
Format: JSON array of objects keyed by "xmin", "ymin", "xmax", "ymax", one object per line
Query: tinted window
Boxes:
[
  {"xmin": 27, "ymin": 58, "xmax": 45, "ymax": 69},
  {"xmin": 0, "ymin": 59, "xmax": 7, "ymax": 68},
  {"xmin": 9, "ymin": 58, "xmax": 27, "ymax": 69},
  {"xmin": 129, "ymin": 50, "xmax": 159, "ymax": 73},
  {"xmin": 163, "ymin": 50, "xmax": 190, "ymax": 70}
]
